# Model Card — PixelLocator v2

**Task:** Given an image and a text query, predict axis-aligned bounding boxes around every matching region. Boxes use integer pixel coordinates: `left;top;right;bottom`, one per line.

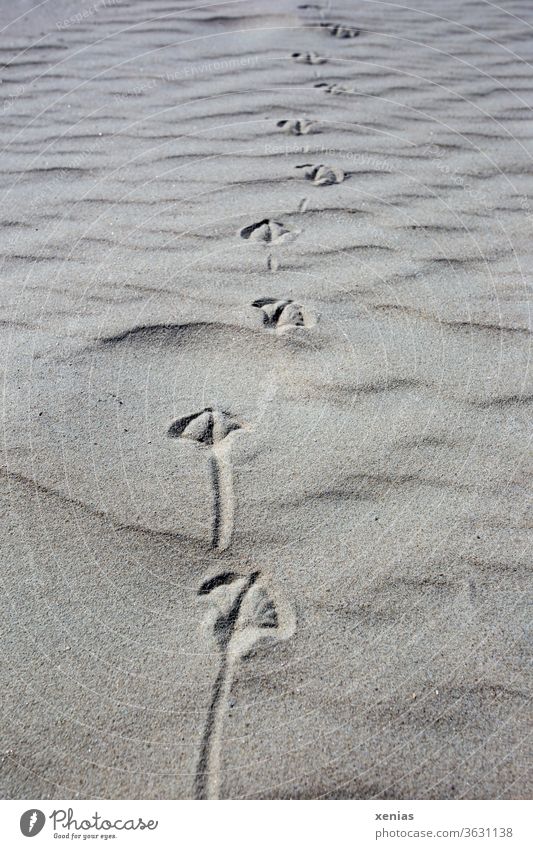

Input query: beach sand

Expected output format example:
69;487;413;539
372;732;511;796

0;0;531;799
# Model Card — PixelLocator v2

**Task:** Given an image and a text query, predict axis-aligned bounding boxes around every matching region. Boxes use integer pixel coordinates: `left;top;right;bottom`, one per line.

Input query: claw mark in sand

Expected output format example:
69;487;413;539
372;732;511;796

167;408;244;551
267;253;279;271
195;571;294;799
239;219;299;244
296;163;345;185
252;297;314;332
277;118;317;135
292;51;327;64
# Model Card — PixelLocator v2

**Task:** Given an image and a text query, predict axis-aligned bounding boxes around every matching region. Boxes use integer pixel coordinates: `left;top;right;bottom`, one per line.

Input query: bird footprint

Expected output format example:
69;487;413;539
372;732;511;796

296;163;345;185
277;118;317;136
314;81;352;95
239;219;298;244
167;408;243;551
167;407;241;445
292;51;327;65
321;22;360;38
195;570;294;799
252;297;311;331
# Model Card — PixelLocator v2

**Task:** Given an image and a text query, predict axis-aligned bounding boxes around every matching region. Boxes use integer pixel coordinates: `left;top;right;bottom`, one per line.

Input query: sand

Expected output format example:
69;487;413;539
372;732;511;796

0;0;531;799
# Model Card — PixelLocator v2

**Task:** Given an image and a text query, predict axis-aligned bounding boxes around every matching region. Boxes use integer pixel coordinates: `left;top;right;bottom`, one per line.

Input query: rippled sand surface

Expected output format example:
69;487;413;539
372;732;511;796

1;0;531;799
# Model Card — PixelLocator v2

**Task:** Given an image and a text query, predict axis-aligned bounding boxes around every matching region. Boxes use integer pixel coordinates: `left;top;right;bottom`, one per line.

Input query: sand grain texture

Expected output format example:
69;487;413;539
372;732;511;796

0;0;531;799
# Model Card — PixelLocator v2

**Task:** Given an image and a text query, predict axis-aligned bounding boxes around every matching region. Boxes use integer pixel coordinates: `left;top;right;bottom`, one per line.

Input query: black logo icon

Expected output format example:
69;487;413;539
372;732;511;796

20;810;45;837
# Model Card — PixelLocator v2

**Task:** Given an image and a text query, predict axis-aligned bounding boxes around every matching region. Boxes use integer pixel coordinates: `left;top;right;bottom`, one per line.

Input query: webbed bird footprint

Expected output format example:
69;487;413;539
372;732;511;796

195;570;295;799
251;297;312;331
321;22;360;38
296;163;345;185
167;408;244;551
314;81;352;95
239;219;299;244
167;407;242;446
198;572;282;647
292;51;326;65
277;118;317;135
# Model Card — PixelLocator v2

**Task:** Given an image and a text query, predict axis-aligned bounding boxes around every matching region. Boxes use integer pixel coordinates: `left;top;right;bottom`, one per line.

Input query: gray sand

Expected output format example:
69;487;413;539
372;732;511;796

0;0;531;799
